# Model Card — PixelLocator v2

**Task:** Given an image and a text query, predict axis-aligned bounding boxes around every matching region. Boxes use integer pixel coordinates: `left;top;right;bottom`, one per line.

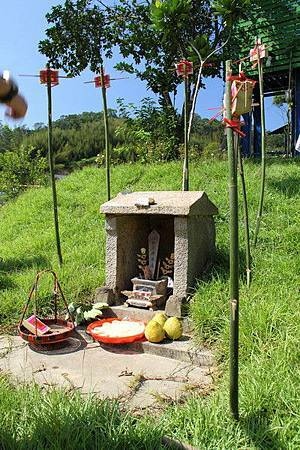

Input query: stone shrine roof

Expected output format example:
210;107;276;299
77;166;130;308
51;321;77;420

100;191;218;217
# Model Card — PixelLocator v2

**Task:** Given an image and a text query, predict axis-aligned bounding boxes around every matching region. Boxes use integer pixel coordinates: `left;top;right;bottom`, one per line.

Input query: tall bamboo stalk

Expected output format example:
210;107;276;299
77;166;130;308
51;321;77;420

47;71;63;266
226;60;239;421
287;50;293;157
253;50;266;247
100;65;111;201
236;135;251;287
182;75;189;191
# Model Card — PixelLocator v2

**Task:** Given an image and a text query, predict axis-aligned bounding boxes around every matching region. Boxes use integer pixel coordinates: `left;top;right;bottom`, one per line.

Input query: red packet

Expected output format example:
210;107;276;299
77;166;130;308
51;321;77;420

22;315;51;336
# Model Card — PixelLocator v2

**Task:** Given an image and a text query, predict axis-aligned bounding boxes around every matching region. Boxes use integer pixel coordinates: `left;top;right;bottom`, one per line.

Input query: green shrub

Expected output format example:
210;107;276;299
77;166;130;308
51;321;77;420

0;145;47;198
115;98;180;163
201;141;225;159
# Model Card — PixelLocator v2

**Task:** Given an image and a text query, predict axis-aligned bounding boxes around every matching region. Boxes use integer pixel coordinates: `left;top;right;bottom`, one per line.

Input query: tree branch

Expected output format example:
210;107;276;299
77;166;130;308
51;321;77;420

187;31;231;142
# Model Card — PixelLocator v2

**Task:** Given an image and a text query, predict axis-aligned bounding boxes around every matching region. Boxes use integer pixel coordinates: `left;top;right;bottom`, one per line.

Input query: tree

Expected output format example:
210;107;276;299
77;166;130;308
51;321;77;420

110;0;219;109
22;112;123;168
149;0;250;189
33;122;46;131
150;0;251;136
40;0;250;142
39;0;111;76
0;123;29;153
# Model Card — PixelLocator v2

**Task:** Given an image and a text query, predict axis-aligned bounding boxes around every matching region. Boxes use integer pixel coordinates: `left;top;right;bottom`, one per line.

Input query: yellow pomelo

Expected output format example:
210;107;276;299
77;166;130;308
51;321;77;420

152;312;168;327
163;317;183;340
145;320;165;343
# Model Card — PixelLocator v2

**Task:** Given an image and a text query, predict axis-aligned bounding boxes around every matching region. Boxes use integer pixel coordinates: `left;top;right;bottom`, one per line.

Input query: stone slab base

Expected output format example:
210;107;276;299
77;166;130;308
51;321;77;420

0;335;213;410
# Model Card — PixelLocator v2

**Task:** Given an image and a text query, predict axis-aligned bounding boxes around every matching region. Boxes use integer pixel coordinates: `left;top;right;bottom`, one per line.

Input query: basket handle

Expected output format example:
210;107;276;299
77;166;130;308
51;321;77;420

19;269;75;332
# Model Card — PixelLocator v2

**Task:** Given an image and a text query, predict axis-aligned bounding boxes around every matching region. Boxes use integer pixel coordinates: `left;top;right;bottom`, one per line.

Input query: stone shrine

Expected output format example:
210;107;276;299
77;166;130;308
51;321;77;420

99;191;218;317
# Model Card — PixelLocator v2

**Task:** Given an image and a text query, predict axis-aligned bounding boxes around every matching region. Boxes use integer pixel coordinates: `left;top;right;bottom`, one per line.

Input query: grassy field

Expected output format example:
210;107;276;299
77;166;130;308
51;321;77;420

0;158;299;448
0;376;163;450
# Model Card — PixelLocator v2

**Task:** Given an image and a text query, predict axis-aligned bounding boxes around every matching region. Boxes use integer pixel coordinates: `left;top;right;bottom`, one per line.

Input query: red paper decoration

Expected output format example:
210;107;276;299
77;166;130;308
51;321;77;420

223;117;246;138
39;69;59;86
250;44;268;63
175;60;193;78
94;74;111;88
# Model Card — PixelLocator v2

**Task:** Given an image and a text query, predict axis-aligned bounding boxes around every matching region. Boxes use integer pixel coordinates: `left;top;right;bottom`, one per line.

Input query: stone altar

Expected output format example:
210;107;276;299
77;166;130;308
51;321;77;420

99;191;218;317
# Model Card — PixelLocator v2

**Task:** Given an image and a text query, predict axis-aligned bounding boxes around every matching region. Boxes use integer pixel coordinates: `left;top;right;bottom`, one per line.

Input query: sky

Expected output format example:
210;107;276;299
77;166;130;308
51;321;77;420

0;0;284;131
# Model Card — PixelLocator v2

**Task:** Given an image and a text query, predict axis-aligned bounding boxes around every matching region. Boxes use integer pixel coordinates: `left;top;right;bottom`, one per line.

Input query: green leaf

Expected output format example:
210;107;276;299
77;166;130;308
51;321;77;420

93;302;108;310
75;312;84;325
84;309;103;320
68;302;76;313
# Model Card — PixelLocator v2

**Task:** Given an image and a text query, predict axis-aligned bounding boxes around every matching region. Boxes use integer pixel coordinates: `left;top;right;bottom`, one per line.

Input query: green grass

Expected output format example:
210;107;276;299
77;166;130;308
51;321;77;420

0;158;300;448
0;374;163;450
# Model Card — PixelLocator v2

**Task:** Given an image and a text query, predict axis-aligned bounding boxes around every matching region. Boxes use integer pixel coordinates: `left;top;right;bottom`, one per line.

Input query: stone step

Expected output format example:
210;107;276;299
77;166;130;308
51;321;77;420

130;338;214;367
76;325;214;368
102;306;194;335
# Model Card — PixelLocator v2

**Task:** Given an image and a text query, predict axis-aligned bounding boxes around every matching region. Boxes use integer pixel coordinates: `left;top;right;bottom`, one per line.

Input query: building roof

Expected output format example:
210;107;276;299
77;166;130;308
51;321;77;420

100;191;218;217
235;0;300;75
268;124;288;134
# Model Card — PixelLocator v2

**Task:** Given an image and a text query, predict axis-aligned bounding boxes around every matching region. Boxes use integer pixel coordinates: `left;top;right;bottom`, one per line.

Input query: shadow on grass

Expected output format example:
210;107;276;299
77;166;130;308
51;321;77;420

0;275;16;290
195;248;230;285
268;175;300;198
241;409;283;450
0;410;165;450
0;255;49;274
0;255;49;291
198;247;248;284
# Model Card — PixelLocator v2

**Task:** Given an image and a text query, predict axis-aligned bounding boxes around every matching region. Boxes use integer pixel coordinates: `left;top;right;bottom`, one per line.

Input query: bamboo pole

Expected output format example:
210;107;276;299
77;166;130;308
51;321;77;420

47;71;63;266
225;60;239;421
182;75;189;191
236;135;251;287
287;50;293;157
253;48;266;247
100;65;111;201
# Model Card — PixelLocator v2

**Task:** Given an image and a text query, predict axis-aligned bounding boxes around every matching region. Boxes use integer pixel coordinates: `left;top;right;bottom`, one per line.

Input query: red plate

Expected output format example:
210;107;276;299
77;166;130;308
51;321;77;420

86;318;145;344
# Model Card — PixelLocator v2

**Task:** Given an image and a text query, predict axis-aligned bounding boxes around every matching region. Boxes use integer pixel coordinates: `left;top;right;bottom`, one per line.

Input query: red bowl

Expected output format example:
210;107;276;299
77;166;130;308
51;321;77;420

86;318;145;344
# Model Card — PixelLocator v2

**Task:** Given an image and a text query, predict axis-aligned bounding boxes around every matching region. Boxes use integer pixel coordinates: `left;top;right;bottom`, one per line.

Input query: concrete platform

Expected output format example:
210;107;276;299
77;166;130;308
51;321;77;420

0;333;214;411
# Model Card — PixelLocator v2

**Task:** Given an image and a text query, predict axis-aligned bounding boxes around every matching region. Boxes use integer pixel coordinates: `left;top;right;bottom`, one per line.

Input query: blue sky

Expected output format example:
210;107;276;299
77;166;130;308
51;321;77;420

1;0;284;131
